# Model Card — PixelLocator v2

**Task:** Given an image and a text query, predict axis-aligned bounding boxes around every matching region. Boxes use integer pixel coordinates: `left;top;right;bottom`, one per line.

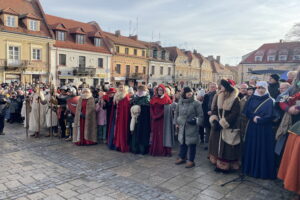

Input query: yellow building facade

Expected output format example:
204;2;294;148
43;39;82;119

0;31;53;83
104;32;148;85
0;0;54;84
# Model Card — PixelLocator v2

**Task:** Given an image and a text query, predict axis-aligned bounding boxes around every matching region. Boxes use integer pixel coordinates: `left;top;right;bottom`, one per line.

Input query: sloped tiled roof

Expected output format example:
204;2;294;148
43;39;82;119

103;31;147;49
241;41;300;64
0;0;52;38
46;14;111;54
165;46;187;61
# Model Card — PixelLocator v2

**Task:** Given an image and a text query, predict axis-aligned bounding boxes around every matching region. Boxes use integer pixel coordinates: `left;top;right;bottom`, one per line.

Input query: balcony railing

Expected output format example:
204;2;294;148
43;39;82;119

126;72;146;79
73;67;96;77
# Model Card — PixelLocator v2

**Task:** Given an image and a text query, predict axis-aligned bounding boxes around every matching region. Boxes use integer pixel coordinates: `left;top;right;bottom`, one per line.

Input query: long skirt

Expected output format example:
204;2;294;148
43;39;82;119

278;133;300;195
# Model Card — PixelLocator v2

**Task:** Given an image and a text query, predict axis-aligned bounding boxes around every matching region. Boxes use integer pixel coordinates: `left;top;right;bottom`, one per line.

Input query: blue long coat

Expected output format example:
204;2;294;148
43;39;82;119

242;94;276;179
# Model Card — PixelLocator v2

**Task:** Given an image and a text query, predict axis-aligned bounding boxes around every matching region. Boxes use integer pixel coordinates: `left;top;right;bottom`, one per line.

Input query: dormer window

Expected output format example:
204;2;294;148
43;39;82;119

76;34;85;44
94;38;102;47
29;20;38;31
6;15;16;27
255;56;263;62
56;31;66;41
267;56;275;62
293;55;300;61
279;55;287;61
161;50;166;60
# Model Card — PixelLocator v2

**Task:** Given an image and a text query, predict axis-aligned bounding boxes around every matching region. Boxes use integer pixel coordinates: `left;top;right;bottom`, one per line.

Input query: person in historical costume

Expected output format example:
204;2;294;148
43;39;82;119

96;91;107;144
278;70;300;199
208;79;240;172
73;88;97;145
105;88;117;150
65;87;80;141
28;87;47;138
202;82;217;150
111;84;131;152
149;84;173;156
175;87;203;168
130;85;151;154
44;88;58;137
239;85;254;140
243;81;276;179
56;86;69;138
164;85;176;154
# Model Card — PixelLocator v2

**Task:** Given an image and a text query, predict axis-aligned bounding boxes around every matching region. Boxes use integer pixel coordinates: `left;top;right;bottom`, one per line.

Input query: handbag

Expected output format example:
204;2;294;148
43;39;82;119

218;108;240;145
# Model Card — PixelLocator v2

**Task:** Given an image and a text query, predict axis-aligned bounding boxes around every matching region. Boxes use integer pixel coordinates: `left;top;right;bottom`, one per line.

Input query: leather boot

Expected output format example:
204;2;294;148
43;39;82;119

185;161;195;168
175;158;186;165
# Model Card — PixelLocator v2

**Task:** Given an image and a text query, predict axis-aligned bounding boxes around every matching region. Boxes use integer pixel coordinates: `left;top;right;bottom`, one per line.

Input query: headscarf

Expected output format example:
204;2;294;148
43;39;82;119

254;81;269;97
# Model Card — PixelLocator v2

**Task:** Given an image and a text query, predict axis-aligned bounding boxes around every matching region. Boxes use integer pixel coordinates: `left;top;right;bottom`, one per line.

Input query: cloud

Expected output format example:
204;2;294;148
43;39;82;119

40;0;300;65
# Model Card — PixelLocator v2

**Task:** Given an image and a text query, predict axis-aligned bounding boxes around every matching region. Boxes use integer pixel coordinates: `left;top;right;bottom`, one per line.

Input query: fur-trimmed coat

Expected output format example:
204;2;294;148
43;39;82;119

73;97;97;143
208;88;241;161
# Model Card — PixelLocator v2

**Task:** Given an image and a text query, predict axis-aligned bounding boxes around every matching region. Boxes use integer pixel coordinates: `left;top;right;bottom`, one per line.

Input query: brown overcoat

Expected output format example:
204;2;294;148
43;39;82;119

73;97;97;143
208;88;241;161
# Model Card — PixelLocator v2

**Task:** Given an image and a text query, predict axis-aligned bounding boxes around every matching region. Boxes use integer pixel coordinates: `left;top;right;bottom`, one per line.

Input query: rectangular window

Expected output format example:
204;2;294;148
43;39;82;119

135;66;139;73
8;46;20;61
76;34;85;44
116;64;121;74
98;58;103;68
94;38;102;47
142;50;145;57
126;65;130;74
6;15;15;27
168;67;171;75
162;51;166;60
59;54;66;66
32;49;41;60
125;48;129;55
255;56;262;62
279;55;287;61
29;20;38;31
267;56;275;61
293;55;300;60
143;66;146;74
116;46;120;53
160;66;163;75
79;56;86;69
151;65;155;75
56;31;66;41
134;49;137;56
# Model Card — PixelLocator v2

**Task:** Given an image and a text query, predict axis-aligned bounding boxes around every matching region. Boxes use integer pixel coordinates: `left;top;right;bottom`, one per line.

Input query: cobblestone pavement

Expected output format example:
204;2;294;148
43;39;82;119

0;123;294;200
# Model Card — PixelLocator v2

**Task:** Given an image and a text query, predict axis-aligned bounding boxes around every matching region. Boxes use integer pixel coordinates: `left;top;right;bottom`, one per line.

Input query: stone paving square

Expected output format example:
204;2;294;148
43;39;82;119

0;123;295;200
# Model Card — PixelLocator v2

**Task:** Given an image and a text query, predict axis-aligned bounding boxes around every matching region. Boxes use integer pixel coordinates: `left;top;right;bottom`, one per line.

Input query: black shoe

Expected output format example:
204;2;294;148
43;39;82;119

0;132;5;135
203;146;208;151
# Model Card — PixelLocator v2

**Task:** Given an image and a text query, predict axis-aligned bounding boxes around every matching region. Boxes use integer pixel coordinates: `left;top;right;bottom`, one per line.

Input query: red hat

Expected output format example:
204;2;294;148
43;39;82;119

227;79;236;86
107;88;116;94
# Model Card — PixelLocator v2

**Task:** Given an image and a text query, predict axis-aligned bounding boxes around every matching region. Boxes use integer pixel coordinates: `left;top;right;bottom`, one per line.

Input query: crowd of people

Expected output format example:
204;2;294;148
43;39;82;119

0;70;300;199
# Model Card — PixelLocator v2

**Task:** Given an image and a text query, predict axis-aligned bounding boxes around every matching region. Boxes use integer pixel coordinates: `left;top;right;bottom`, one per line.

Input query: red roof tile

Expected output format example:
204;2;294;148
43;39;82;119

46;14;111;54
241;41;300;64
0;7;19;15
103;31;147;49
0;0;52;38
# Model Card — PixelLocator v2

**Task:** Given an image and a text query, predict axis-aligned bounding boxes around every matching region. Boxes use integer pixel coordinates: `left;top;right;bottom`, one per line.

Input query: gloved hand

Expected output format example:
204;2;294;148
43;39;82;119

212;120;222;131
80;113;85;119
187;117;197;125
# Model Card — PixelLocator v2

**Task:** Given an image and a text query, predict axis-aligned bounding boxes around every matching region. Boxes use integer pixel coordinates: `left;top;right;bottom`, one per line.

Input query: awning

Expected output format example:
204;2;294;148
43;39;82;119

248;69;286;75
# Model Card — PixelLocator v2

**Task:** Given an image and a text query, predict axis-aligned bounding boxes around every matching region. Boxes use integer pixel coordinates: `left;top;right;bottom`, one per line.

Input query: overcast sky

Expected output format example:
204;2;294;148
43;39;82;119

40;0;300;65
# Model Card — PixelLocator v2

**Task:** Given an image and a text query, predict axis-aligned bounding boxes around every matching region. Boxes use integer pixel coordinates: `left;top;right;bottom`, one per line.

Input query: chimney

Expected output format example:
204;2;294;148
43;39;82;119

129;35;138;40
279;39;283;43
216;56;221;63
193;49;197;54
207;55;214;61
115;30;121;37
